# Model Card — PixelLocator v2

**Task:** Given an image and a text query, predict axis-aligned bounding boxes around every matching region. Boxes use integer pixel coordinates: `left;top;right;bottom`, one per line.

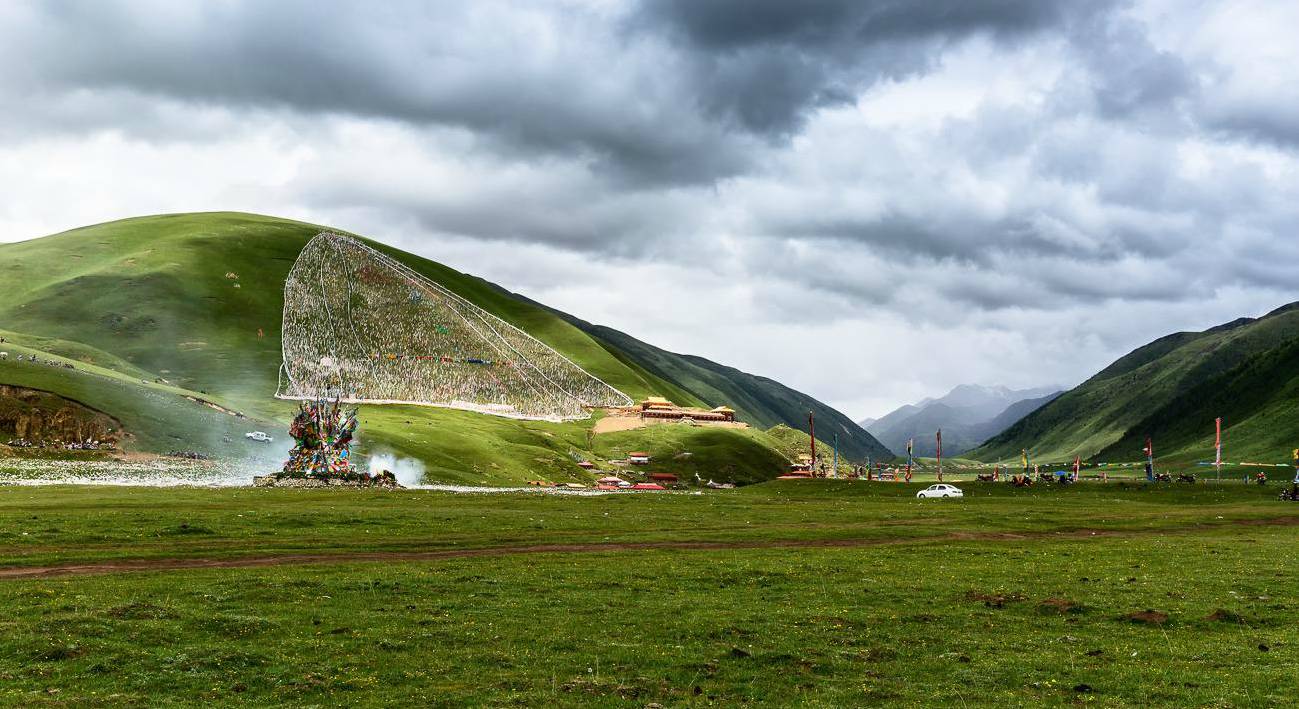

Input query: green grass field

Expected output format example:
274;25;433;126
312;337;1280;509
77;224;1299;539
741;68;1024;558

1;480;1296;706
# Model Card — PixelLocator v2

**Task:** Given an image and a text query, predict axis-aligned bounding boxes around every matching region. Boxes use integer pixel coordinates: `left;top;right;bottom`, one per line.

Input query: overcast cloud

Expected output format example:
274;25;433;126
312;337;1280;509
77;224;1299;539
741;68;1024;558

2;0;1297;419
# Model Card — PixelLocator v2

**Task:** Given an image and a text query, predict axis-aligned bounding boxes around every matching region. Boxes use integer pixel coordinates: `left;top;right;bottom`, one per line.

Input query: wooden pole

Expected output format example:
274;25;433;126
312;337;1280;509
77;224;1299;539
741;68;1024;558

808;411;817;475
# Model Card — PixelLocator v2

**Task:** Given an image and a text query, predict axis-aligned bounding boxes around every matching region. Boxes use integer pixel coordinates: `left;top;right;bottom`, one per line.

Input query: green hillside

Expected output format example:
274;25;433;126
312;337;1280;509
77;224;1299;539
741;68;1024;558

545;316;893;461
0;212;884;484
592;424;793;486
1095;335;1299;463
0;213;680;408
971;304;1299;465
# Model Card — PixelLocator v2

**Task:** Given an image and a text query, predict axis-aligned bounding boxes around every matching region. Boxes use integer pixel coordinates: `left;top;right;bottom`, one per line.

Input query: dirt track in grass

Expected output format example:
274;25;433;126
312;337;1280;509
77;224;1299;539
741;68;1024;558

3;514;1297;580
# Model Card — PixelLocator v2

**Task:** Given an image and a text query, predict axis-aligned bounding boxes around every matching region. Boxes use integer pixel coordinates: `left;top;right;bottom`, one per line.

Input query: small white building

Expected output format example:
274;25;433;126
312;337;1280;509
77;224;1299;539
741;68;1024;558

628;451;651;465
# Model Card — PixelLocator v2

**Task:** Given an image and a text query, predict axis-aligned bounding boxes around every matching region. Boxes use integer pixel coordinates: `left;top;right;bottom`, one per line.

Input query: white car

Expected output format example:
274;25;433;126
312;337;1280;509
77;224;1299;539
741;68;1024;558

245;431;273;443
916;484;963;499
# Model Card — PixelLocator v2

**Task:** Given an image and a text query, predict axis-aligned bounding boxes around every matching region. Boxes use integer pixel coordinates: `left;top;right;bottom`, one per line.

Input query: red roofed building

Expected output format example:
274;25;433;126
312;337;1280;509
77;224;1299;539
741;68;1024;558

637;398;739;423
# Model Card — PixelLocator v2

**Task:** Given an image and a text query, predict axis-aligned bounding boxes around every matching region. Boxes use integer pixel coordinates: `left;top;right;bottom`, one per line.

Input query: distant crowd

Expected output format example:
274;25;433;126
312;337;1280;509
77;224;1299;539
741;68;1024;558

1;352;75;370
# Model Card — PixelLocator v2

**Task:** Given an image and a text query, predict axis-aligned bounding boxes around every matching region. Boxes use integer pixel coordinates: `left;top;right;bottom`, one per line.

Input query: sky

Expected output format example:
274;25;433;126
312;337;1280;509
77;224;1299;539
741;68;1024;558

2;0;1298;421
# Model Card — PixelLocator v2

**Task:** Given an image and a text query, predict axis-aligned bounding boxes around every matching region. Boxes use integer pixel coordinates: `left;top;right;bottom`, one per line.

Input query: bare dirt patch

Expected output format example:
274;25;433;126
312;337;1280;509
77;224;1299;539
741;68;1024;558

592;415;646;435
965;590;1026;608
1125;610;1169;625
1038;597;1084;614
1206;608;1245;624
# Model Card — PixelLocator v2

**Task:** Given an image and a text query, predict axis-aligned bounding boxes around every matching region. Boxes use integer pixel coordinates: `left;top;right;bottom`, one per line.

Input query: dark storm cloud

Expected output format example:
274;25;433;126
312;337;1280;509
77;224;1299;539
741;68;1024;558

1064;10;1197;121
1204;101;1299;150
635;0;1113;136
760;212;1118;266
0;0;1118;186
0;1;754;185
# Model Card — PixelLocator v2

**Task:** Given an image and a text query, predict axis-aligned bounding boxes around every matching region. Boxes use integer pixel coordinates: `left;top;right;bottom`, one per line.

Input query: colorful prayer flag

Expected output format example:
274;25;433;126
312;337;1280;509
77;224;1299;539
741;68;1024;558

1214;417;1222;468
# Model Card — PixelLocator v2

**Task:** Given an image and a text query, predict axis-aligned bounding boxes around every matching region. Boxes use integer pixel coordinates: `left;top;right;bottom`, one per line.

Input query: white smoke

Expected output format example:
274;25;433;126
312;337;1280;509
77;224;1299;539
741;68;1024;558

367;450;426;487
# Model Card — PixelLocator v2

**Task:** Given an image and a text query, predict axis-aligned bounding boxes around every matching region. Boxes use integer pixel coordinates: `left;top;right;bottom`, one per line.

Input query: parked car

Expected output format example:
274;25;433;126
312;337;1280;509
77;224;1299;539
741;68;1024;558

245;431;273;443
916;484;963;499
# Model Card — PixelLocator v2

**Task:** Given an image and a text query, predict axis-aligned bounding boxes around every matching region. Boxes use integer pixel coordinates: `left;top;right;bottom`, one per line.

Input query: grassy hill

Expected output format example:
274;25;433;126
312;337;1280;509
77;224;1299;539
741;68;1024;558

544;316;892;461
970;304;1299;465
0;212;885;484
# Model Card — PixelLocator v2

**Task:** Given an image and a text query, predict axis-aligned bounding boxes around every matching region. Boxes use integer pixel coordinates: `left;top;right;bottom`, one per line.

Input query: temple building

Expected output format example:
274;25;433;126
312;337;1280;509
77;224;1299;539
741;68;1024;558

637;397;737;423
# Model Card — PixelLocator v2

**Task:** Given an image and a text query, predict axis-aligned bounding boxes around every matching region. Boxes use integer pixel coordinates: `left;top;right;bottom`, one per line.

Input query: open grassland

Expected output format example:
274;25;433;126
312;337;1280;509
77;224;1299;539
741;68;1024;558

0;481;1297;705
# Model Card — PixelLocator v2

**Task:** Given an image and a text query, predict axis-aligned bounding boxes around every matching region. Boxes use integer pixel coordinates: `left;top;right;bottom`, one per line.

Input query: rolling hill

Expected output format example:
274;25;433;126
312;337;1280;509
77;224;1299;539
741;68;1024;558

0;212;886;484
546;314;892;461
970;303;1299;465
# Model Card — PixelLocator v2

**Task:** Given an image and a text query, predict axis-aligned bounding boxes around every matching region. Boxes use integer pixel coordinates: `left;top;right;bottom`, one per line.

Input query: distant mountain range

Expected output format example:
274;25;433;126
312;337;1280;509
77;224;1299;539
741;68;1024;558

861;384;1061;457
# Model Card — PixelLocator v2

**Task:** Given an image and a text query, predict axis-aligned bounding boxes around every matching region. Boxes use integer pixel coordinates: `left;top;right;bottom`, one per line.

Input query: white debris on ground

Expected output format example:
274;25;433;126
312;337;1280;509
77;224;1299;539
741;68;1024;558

0;458;249;487
415;484;611;495
0;459;698;494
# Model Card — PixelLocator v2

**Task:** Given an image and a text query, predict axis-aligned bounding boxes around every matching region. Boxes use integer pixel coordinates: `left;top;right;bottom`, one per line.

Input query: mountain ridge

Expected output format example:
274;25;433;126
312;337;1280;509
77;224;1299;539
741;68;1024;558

864;384;1060;457
539;309;892;461
970;304;1299;463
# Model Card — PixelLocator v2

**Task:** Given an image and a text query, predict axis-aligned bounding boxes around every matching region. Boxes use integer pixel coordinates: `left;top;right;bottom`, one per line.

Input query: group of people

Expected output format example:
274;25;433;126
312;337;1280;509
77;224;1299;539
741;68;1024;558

278;233;632;422
2;353;74;370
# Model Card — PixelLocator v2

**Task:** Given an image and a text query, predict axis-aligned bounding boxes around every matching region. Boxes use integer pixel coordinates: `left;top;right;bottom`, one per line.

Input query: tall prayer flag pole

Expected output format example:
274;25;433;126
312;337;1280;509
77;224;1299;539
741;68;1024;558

906;437;914;476
936;428;943;482
1214;417;1223;481
808;411;817;475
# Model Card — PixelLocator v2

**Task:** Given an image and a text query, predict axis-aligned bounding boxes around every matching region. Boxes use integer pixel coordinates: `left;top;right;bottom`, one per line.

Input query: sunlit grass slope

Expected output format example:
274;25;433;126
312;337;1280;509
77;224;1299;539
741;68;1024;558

0;212;680;408
972;304;1299;464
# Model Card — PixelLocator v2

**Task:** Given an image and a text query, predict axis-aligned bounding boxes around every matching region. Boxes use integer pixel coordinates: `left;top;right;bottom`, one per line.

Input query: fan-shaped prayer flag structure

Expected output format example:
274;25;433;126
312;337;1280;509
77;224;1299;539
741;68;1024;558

277;232;632;421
